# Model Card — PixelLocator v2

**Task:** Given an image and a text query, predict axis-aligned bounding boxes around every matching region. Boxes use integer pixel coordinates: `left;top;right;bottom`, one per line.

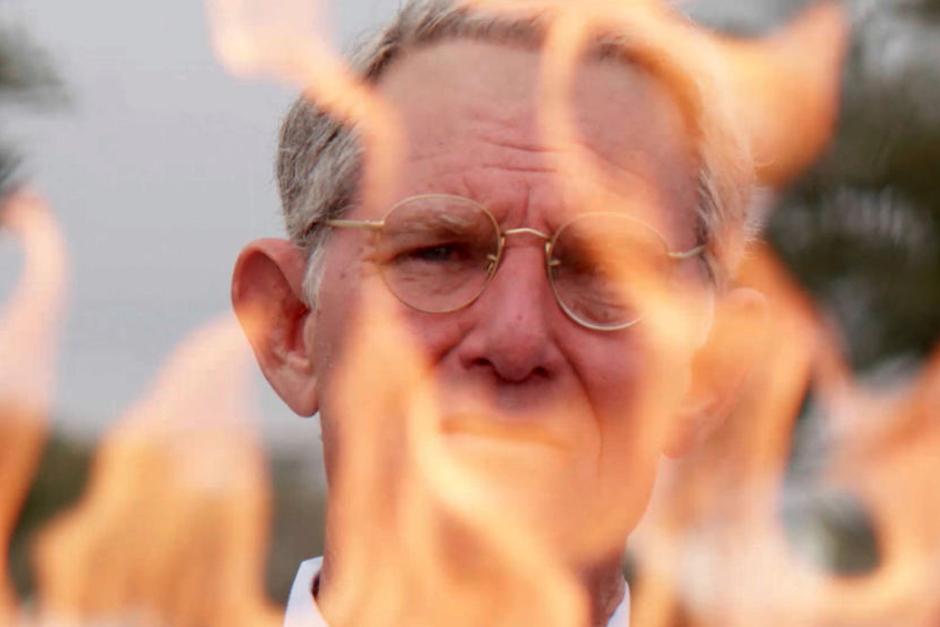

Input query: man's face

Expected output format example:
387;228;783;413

311;41;705;546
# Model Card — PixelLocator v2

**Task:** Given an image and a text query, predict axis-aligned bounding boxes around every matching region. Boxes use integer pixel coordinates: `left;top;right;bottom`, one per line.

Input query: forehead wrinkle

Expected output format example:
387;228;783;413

404;125;560;192
455;169;548;229
571;135;696;211
468;104;696;224
382;40;699;245
402;134;692;247
476;162;556;175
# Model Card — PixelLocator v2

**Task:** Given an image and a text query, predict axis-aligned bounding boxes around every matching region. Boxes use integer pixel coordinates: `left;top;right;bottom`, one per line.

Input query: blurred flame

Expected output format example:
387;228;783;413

7;1;937;627
712;1;850;187
630;247;825;627
629;246;940;627
201;1;861;626
32;316;279;627
0;191;67;623
206;0;403;213
486;0;848;192
814;345;940;625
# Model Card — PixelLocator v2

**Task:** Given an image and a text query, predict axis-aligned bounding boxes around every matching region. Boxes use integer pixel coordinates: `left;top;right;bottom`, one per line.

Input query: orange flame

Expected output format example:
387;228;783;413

32;316;280;627
628;246;940;627
711;1;850;188
472;0;848;191
206;0;404;213
201;1;859;626
12;2;936;627
0;191;68;623
814;346;940;625
630;246;825;627
316;287;595;627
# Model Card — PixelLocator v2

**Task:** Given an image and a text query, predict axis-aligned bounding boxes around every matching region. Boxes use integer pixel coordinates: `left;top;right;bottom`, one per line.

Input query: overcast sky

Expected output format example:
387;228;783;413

3;0;403;448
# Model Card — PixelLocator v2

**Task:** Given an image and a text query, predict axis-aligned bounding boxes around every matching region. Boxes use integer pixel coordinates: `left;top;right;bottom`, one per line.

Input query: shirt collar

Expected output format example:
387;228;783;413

284;557;630;627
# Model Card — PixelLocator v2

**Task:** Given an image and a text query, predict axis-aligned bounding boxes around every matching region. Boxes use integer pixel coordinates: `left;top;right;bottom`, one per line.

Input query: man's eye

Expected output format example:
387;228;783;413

560;252;620;277
402;243;462;263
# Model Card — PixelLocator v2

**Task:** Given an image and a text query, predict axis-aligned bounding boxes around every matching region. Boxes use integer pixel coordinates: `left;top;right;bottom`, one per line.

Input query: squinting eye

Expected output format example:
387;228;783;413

553;248;618;276
395;241;478;265
407;244;459;262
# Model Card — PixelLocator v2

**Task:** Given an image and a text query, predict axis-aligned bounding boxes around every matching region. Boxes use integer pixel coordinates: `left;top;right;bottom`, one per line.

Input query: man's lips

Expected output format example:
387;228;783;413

438;412;570;452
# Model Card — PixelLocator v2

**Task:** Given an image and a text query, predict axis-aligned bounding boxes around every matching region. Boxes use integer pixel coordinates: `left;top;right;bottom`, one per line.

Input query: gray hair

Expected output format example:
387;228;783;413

276;0;756;305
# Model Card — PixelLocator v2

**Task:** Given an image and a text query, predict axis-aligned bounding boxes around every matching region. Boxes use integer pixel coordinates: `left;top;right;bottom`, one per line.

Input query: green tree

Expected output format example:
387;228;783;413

693;0;940;370
0;23;61;194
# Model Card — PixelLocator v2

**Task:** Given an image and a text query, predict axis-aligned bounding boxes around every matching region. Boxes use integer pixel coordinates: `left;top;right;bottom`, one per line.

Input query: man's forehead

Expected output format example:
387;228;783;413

373;39;699;233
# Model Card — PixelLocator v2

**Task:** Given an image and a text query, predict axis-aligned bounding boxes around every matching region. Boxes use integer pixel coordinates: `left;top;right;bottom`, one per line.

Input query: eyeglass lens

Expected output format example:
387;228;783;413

548;214;670;329
376;196;499;313
373;196;670;329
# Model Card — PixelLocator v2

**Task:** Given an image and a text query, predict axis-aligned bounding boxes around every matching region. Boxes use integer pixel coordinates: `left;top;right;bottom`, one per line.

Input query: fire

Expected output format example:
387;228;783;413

818;345;940;625
315;286;600;627
700;1;849;188
629;246;940;627
204;1;855;625
0;191;67;625
629;246;827;627
5;1;938;627
206;0;404;214
31;316;280;627
472;0;848;190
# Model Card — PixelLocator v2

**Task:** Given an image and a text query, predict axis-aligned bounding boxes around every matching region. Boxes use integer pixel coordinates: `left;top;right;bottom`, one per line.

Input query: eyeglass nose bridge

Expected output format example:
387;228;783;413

502;226;551;241
488;226;553;274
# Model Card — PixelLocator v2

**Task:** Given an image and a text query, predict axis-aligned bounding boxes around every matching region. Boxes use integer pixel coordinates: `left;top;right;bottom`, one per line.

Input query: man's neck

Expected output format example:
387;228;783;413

316;549;627;627
582;555;628;627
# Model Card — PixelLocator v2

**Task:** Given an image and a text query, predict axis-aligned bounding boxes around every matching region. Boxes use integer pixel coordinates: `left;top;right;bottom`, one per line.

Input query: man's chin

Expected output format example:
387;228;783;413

437;410;593;477
433;415;600;547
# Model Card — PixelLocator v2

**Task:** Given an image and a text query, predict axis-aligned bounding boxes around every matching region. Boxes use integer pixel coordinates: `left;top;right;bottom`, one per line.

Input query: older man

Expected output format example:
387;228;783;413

232;1;764;625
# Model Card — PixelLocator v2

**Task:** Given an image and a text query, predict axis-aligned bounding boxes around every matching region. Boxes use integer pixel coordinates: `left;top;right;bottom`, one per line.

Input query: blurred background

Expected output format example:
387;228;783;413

2;0;938;610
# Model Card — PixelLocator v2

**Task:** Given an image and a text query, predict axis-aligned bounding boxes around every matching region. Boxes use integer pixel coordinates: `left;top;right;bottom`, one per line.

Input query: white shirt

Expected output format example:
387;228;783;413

284;557;630;627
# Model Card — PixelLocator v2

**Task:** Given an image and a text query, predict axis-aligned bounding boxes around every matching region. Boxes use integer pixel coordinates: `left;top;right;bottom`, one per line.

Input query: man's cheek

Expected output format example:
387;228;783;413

313;260;384;365
583;348;681;458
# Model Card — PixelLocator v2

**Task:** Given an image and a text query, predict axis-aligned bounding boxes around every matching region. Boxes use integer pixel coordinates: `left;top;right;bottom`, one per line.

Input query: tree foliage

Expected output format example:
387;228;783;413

693;0;940;370
0;23;61;195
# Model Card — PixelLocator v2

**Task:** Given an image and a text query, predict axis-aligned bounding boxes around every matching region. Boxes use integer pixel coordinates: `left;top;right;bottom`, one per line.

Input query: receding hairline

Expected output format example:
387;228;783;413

355;12;706;143
373;35;702;129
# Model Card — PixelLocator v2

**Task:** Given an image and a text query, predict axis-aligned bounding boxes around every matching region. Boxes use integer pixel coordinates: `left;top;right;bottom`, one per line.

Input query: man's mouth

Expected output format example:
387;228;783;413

438;412;570;452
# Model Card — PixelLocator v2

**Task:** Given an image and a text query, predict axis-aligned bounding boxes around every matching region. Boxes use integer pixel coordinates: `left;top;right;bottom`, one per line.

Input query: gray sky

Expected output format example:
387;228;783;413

3;0;401;448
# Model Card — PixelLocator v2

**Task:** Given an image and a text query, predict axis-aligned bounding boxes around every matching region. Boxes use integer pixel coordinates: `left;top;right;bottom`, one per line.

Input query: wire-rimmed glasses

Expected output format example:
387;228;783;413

317;194;705;331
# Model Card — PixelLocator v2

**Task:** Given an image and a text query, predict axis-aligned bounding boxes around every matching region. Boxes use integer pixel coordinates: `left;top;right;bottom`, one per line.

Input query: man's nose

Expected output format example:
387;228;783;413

457;244;561;383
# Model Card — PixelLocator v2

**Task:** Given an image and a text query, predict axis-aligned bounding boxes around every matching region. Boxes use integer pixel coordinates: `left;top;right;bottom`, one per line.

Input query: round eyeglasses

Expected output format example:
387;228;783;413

315;194;705;331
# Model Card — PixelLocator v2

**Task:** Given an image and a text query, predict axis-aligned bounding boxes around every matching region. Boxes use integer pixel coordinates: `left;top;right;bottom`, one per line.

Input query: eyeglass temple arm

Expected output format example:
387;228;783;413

324;218;384;231
667;244;706;261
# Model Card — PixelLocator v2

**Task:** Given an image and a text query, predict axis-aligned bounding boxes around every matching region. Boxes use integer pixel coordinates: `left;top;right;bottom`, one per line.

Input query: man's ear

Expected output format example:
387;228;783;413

666;287;768;458
231;238;319;416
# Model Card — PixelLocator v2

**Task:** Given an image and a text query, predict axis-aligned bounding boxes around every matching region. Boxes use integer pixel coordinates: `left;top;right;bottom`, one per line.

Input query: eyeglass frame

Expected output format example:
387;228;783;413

309;193;706;332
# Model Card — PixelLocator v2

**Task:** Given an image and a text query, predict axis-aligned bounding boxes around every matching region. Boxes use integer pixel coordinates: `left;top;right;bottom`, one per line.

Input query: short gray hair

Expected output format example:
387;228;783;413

276;0;756;304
